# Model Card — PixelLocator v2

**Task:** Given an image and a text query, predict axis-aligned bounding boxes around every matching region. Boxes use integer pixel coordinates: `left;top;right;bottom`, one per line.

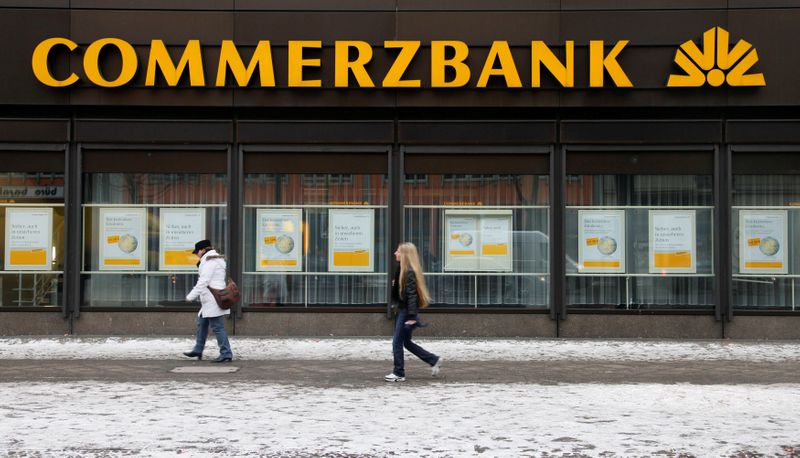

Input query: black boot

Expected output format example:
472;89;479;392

182;351;202;360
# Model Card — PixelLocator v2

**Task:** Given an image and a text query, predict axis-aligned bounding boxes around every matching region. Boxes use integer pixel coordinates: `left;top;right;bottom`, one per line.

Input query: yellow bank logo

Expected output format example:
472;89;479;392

667;27;765;87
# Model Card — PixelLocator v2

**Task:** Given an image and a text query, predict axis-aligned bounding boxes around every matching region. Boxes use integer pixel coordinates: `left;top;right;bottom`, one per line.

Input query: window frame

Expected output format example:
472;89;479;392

729;144;800;316
75;143;231;314
0;143;68;314
402;145;553;313
561;144;722;318
240;144;393;312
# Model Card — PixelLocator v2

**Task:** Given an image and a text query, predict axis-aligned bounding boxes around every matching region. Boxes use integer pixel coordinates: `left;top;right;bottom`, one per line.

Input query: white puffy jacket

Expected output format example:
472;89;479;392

186;249;229;318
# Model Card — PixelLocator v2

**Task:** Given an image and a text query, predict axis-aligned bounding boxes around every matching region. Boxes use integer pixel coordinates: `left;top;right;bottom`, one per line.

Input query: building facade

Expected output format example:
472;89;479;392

1;0;799;338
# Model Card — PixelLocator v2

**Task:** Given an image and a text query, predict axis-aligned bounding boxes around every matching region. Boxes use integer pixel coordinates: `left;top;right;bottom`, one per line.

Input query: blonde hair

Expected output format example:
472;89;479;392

398;242;431;308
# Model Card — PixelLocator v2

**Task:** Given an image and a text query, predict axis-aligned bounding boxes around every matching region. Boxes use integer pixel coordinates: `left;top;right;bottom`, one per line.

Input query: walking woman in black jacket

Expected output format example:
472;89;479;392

385;242;442;382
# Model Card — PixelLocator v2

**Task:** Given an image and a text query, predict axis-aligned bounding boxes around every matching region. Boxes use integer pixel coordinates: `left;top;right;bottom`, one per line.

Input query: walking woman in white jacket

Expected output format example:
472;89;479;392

183;239;233;363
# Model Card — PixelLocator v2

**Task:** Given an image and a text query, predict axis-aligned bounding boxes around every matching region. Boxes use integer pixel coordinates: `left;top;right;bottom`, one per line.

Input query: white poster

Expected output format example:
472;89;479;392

578;210;625;273
649;210;696;274
444;210;513;271
99;207;147;271
328;209;374;272
257;209;303;272
4;207;53;271
159;208;205;271
445;213;479;271
740;210;788;274
479;213;513;271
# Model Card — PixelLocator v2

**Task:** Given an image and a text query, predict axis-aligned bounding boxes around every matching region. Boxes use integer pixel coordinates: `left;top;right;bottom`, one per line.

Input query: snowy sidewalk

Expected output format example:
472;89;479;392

2;336;799;362
1;380;798;458
2;337;799;457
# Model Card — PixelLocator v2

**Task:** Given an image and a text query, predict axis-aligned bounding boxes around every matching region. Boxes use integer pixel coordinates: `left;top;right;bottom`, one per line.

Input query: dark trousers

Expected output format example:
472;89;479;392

392;309;438;377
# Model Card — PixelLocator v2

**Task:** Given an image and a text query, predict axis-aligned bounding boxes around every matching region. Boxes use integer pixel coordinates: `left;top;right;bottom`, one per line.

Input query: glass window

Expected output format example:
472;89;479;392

0;172;64;307
566;174;714;309
404;173;550;308
243;173;388;307
732;174;800;310
81;172;228;306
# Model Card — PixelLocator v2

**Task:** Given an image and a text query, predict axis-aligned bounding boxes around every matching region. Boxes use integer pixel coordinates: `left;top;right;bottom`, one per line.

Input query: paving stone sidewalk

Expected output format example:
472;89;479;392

2;359;799;386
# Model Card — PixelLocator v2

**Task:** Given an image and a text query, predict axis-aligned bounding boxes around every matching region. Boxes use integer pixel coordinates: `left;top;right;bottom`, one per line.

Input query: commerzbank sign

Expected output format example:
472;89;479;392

31;27;765;89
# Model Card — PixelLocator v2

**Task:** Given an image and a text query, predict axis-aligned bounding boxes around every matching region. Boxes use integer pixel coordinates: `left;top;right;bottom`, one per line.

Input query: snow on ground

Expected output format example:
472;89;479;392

1;336;799;362
0;381;797;457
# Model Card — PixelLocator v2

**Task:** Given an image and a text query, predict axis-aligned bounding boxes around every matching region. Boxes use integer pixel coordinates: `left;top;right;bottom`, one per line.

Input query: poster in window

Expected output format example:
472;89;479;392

478;212;513;271
257;209;303;272
649;210;696;274
99;207;147;271
739;210;788;274
4;207;53;271
159;208;205;271
445;212;479;271
328;209;374;272
444;210;513;271
578;210;625;273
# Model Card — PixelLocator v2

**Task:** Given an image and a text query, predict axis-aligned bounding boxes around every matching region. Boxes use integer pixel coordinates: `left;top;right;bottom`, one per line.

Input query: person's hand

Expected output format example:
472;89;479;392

404;320;417;325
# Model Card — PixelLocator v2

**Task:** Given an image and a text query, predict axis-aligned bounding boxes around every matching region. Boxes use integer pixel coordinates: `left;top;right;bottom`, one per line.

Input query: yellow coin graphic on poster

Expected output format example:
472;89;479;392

276;235;295;254
118;234;138;253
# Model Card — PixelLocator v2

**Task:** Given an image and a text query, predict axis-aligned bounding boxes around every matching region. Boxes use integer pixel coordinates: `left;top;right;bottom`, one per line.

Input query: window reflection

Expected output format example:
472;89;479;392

81;172;227;307
566;175;714;310
243;173;388;307
732;174;800;310
0;172;64;307
404;174;550;308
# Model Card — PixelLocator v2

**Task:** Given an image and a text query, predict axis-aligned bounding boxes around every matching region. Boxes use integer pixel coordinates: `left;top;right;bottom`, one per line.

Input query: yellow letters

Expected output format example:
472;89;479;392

334;41;375;87
589;40;632;87
288;41;322;87
31;38;79;87
216;40;275;87
476;41;522;88
83;38;138;88
146;39;205;87
382;41;421;88
37;34;772;91
431;41;470;88
531;41;573;87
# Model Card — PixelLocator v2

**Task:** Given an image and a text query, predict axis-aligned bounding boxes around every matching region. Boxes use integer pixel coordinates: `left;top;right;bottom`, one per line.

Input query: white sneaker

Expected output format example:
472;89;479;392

431;357;442;377
384;373;406;382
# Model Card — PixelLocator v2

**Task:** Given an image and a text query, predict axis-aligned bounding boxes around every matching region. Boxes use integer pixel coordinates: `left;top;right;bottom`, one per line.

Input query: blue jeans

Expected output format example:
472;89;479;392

193;315;233;359
392;309;438;377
